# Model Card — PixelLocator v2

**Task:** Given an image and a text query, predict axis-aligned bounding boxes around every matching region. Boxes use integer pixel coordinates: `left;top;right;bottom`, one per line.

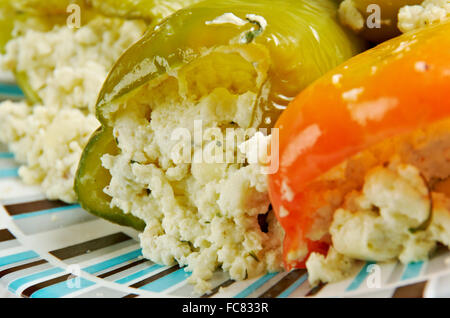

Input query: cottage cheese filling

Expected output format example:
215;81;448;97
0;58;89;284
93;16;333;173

306;119;450;287
0;16;147;202
101;45;284;294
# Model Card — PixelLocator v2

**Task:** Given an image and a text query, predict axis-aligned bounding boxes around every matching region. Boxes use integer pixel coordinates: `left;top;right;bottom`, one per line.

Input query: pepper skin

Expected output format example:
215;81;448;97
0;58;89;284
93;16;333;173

268;21;450;270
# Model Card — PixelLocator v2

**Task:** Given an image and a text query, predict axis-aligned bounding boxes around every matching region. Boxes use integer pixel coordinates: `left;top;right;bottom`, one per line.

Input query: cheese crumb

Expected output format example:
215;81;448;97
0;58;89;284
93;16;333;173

338;0;365;33
0;17;146;202
398;0;450;33
306;247;359;287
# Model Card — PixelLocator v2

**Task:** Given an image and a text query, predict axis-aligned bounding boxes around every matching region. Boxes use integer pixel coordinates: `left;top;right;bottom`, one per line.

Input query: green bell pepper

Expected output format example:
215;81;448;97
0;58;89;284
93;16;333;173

10;0;202;21
75;0;366;231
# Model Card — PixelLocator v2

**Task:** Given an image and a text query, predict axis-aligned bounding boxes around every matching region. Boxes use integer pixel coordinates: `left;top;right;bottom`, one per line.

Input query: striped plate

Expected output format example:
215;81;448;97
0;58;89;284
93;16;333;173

1;80;450;298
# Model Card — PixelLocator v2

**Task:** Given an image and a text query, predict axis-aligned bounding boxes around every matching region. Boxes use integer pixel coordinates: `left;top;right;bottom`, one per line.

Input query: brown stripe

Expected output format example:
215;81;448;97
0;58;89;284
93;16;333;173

18;233;133;298
201;279;235;298
19;233;134;298
123;293;139;298
4;200;69;216
21;274;71;298
0;259;47;279
50;232;131;260
97;259;148;279
0;229;15;242
258;269;307;298
129;266;180;289
306;282;326;297
392;281;427;298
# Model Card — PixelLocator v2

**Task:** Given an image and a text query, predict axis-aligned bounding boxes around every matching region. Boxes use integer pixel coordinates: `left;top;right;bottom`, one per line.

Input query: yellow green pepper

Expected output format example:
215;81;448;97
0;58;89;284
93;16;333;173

0;0;20;54
9;0;203;22
75;0;366;230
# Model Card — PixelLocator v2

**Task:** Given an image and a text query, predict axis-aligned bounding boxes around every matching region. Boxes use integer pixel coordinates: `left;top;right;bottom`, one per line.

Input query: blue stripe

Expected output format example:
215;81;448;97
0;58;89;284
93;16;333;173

401;261;424;281
9;249;143;297
9;267;64;293
12;204;81;220
0;250;39;267
277;274;308;298
83;249;142;274
0;152;14;159
346;262;375;292
115;264;164;285
0;168;19;178
29;277;95;298
28;250;143;297
139;268;191;293
234;273;278;298
0;83;24;97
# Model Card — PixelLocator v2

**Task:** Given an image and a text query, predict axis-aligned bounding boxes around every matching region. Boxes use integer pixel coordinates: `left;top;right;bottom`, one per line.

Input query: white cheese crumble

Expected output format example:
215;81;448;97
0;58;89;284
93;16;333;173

0;17;147;202
398;0;450;33
306;247;359;288
238;131;272;166
101;45;283;294
307;162;450;286
338;0;365;33
0;101;99;202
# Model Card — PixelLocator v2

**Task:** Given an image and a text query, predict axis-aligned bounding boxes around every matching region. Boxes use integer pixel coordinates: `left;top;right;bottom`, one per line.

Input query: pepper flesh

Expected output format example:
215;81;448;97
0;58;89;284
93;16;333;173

268;21;450;270
75;127;146;231
76;0;366;230
0;1;15;53
8;0;201;20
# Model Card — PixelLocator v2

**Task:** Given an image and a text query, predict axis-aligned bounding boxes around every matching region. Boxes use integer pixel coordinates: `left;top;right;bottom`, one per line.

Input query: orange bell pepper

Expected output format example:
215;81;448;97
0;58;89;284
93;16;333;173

268;21;450;270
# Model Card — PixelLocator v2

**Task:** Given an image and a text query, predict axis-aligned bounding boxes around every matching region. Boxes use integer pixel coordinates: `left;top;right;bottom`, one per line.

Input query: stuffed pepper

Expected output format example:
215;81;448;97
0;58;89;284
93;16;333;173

0;0;200;202
268;21;450;286
75;0;365;293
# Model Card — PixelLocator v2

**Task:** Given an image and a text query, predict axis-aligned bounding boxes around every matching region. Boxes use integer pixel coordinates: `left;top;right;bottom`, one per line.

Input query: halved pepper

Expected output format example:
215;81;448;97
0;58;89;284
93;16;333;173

0;1;16;53
75;0;366;230
268;21;450;270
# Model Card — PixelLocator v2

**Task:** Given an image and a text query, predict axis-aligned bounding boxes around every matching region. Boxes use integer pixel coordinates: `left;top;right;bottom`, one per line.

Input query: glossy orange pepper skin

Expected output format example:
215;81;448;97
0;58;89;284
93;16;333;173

268;21;450;270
